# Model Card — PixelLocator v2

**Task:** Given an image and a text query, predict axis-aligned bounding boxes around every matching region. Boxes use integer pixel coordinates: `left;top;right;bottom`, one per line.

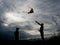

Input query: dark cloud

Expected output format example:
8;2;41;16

0;0;60;40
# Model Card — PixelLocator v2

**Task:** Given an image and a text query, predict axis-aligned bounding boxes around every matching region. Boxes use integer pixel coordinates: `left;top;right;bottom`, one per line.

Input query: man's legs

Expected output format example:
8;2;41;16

40;31;44;40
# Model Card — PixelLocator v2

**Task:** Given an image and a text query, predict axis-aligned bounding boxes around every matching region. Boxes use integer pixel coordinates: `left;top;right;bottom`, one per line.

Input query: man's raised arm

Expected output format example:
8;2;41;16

35;21;41;25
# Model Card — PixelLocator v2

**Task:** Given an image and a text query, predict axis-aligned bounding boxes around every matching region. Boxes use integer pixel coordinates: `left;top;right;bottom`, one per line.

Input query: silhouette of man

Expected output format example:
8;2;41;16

35;21;44;40
14;28;19;40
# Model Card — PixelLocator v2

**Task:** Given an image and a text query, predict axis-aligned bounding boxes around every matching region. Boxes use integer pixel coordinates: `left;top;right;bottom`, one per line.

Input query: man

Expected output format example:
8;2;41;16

35;21;44;40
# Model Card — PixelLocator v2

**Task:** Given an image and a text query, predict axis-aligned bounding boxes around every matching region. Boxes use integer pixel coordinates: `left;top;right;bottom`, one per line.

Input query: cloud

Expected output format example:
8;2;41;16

0;0;60;39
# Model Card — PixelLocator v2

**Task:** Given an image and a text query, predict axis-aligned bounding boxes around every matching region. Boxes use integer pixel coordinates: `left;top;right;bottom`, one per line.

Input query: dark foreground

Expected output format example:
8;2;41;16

0;35;60;40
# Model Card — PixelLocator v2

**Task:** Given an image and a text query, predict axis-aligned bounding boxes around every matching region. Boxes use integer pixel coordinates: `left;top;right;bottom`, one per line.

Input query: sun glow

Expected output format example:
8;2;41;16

3;12;30;27
24;30;53;36
24;30;40;35
5;12;26;22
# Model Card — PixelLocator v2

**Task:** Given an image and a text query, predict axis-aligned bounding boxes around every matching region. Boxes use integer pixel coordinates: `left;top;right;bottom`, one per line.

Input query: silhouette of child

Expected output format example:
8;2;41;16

14;28;19;40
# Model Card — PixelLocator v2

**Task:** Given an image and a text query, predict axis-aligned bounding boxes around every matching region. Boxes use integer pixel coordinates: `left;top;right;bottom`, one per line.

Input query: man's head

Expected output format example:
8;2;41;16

41;23;44;26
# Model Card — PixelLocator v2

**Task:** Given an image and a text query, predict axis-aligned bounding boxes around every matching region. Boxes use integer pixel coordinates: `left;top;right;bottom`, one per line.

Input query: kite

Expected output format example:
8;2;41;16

27;8;34;14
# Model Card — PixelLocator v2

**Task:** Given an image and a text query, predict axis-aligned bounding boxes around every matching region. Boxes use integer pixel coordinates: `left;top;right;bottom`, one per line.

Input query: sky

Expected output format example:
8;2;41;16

0;0;60;40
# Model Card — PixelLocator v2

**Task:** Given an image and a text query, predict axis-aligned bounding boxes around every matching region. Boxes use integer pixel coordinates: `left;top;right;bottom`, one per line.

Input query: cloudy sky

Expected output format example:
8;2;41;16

0;0;60;40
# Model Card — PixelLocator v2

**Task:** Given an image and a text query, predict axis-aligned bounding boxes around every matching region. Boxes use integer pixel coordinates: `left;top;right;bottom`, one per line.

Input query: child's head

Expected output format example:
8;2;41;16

16;28;19;31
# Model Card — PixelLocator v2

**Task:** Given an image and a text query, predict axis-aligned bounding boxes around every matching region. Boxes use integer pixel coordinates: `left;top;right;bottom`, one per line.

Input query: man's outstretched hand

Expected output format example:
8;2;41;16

35;21;41;25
